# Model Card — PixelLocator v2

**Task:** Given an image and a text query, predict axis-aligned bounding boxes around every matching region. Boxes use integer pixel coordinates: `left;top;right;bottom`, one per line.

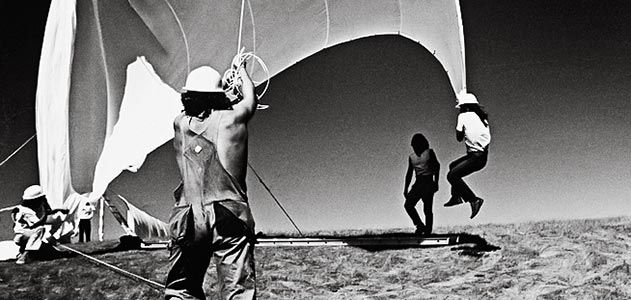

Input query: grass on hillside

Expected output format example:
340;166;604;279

1;217;630;299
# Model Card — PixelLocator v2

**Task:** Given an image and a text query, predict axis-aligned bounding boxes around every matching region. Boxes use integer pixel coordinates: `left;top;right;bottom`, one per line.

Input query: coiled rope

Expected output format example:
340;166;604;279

222;0;270;109
222;48;271;109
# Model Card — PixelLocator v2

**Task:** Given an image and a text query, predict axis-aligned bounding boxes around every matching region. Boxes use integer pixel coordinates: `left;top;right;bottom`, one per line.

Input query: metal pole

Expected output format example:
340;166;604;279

98;197;104;241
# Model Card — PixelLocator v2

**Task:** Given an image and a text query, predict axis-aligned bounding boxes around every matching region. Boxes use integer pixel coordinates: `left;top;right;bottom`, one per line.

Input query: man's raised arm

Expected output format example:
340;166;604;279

232;66;257;121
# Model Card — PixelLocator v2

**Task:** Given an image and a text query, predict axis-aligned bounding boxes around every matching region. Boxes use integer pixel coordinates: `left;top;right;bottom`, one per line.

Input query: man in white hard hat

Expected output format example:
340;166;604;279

165;64;258;300
11;185;69;264
443;92;491;219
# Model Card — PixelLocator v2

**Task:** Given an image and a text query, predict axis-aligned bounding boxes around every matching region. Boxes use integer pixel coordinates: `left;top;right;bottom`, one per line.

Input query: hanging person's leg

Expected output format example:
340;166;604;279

446;152;487;218
444;155;469;207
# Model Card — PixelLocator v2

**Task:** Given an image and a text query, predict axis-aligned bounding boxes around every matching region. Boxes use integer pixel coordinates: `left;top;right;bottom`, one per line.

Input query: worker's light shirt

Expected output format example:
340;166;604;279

12;206;40;234
456;112;491;152
77;201;95;220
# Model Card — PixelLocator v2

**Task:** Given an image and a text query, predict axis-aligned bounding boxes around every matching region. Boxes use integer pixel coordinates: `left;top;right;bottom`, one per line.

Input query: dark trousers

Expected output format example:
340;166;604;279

447;152;488;202
78;219;92;242
404;175;435;233
165;202;255;300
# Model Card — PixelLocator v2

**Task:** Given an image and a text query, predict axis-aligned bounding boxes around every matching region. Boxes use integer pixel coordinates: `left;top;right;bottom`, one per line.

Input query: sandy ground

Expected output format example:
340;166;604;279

1;217;630;299
255;217;631;299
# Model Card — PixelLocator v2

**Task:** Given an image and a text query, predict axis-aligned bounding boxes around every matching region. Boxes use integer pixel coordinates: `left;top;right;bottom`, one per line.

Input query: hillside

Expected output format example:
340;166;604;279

1;217;630;299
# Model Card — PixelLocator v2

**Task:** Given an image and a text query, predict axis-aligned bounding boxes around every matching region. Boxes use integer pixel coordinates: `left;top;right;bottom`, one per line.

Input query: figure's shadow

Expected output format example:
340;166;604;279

448;233;502;257
257;232;501;255
347;233;500;255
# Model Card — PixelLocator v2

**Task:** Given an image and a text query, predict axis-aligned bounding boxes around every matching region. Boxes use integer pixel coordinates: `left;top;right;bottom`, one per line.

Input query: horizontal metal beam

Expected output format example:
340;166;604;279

256;236;459;247
140;235;463;248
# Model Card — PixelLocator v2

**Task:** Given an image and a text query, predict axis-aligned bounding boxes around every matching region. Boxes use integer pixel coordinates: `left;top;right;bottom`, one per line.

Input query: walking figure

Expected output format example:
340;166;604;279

403;133;440;235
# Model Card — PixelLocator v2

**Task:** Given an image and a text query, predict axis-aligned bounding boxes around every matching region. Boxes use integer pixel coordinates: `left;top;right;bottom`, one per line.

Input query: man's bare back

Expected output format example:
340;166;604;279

173;67;256;189
166;65;258;299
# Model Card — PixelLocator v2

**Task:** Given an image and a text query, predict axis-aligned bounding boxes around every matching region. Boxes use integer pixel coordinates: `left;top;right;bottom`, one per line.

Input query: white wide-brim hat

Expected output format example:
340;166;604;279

22;185;44;200
182;66;224;92
455;92;479;108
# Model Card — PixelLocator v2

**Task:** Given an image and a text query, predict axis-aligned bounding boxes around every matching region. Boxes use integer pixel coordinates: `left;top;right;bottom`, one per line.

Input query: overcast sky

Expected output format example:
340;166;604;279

1;0;631;239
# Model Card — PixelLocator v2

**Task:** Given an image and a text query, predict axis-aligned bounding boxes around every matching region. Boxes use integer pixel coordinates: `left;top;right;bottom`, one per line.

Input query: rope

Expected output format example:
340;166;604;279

223;1;271;108
163;0;190;75
0;206;17;213
237;0;246;53
247;163;304;237
57;244;165;291
222;49;270;105
0;134;35;168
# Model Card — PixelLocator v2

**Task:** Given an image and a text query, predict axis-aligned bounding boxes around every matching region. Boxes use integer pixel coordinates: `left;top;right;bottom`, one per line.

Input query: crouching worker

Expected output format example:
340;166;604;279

11;185;69;264
403;133;440;236
165;64;258;300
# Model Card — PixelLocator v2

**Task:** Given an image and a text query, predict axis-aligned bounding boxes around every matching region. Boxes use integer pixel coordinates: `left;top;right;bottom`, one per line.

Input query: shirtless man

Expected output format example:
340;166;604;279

165;65;257;300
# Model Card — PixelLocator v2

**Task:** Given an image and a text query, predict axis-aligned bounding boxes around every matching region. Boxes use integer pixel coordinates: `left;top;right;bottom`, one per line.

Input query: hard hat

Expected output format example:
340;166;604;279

455;92;479;108
22;185;44;200
182;66;223;92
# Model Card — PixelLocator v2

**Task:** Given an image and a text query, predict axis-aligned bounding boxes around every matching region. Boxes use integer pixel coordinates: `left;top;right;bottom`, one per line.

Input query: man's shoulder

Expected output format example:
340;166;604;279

216;109;250;126
174;113;187;126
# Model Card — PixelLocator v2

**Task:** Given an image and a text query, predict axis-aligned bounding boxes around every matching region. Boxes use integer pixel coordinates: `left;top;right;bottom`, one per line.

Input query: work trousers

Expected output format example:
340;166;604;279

14;226;46;252
447;151;488;202
78;219;91;242
165;201;256;300
404;175;435;232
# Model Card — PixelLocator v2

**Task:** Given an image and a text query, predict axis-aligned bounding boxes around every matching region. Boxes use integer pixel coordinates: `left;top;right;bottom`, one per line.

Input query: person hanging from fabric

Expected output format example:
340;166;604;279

77;197;95;243
11;185;69;264
443;92;491;219
403;133;440;236
164;63;258;300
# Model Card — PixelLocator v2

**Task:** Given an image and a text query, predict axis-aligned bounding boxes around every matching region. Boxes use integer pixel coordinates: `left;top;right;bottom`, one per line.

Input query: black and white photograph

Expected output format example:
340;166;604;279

1;0;630;299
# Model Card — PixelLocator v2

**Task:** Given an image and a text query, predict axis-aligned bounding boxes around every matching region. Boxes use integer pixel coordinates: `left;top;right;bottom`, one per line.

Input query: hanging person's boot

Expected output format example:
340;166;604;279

470;197;484;219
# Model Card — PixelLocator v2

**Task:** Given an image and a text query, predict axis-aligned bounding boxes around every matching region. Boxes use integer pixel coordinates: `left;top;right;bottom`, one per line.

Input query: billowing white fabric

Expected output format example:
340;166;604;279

0;241;19;261
104;193;169;241
47;193;85;242
90;57;181;201
36;0;469;239
35;0;77;207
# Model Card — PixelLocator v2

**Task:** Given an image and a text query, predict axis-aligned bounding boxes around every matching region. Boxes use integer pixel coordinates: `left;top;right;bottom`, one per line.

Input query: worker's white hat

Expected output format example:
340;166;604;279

182;66;223;92
455;92;479;108
22;185;44;201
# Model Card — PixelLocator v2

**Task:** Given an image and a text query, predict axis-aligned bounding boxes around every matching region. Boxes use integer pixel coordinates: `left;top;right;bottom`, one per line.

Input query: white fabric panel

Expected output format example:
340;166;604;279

90;57;181;201
35;0;77;208
248;0;328;79
125;199;169;241
326;0;400;47
105;193;169;241
48;192;85;241
0;241;19;261
399;0;465;94
36;1;469;240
